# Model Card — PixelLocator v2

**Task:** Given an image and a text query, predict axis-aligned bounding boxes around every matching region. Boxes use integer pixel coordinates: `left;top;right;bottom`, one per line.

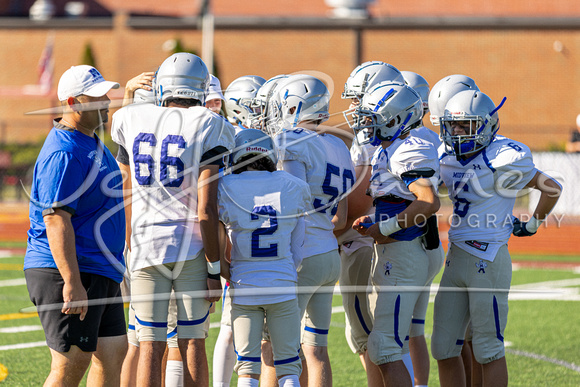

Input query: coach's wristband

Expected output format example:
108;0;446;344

207;272;220;281
525;216;543;234
207;260;220;275
378;217;402;237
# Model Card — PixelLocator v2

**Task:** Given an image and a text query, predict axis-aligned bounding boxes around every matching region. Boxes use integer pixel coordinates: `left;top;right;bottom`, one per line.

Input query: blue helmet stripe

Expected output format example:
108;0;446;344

373;88;395;112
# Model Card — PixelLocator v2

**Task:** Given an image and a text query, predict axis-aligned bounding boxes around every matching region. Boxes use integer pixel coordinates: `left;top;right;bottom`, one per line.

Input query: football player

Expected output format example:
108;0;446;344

218;128;310;387
351;82;441;387
111;52;235;386
431;90;562;387
401;70;446;387
224;75;266;132
248;74;288;131
428;73;482;386
212;74;265;387
342;61;405;109
428;74;479;128
119;84;186;387
338;60;408;385
266;74;355;387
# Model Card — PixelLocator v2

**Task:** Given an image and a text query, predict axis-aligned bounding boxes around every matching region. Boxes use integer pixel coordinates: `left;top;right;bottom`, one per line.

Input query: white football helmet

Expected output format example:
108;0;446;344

231;128;278;171
248;74;288;131
401;71;429;115
342;61;405;100
428;74;478;126
440;90;506;157
353;82;423;145
133;88;155;104
155;52;209;106
224;75;266;127
267;74;330;136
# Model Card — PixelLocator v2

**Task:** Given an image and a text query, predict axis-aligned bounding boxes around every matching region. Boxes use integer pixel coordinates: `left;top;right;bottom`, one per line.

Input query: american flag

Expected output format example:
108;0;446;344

37;33;55;95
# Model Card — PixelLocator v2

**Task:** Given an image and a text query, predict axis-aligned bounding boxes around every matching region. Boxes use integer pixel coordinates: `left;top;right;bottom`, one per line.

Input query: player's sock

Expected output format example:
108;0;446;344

402;352;415;385
213;324;236;386
278;374;300;386
165;360;183;387
416;385;428;387
237;376;259;387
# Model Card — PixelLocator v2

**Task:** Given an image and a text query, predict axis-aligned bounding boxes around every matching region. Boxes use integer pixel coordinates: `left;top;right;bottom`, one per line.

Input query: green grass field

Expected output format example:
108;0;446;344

1;252;579;386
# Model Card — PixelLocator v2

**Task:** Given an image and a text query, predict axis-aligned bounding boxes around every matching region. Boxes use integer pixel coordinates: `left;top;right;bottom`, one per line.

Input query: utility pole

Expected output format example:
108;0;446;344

200;0;215;74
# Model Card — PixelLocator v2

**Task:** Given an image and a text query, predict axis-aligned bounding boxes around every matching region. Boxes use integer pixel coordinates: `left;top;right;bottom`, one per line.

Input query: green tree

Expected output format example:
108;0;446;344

81;42;96;68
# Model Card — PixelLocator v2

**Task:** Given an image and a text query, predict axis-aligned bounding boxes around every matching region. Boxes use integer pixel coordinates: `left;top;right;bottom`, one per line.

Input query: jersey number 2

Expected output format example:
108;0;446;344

251;205;278;258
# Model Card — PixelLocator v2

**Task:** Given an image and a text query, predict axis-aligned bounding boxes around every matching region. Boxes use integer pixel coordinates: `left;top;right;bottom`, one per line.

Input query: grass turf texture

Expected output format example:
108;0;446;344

0;254;579;385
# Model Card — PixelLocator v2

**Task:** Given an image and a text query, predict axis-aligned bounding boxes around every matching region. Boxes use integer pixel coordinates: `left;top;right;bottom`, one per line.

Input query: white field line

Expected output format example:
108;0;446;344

0;278;26;287
0;325;42;333
0;341;46;351
505;348;580;373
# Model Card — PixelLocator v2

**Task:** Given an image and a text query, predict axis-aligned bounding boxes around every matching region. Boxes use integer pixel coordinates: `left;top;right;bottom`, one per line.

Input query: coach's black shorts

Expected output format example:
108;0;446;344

25;268;126;353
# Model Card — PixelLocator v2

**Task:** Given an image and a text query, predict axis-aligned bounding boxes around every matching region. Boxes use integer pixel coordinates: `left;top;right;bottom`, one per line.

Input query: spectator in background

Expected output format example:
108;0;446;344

205;74;226;116
24;65;127;386
565;114;580;153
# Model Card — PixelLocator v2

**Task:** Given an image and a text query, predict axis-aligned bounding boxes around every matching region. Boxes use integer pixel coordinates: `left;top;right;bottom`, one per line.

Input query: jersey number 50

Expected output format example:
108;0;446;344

313;163;354;216
133;133;186;187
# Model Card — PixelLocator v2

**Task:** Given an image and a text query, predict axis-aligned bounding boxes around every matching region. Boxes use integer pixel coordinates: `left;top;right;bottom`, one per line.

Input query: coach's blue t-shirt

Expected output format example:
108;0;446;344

24;122;126;283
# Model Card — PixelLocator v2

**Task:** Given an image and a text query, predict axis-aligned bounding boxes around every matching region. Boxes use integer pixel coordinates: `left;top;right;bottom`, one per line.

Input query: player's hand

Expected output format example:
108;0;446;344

352;216;373;235
206;277;222;303
62;280;88;321
364;223;396;245
512;217;537;237
125;71;155;93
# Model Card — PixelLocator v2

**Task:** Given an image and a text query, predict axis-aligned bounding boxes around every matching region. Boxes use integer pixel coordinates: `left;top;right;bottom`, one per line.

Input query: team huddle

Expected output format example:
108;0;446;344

24;52;562;387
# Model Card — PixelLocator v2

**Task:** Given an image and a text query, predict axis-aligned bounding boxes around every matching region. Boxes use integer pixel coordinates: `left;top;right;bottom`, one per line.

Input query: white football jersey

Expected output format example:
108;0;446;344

111;104;235;271
218;170;311;305
337;133;377;252
368;130;440;201
350;131;377;168
275;128;355;257
439;135;537;261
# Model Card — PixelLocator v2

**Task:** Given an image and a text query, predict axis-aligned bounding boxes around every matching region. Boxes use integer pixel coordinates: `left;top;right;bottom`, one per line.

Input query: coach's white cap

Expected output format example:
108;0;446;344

206;74;225;101
57;65;120;101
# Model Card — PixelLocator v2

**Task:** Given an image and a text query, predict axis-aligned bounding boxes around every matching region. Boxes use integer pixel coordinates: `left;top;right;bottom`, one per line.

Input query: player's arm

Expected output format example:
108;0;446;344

331;197;348;231
291;216;306;270
218;221;230;281
335;164;373;237
198;164;222;302
122;72;155;107
514;170;562;236
44;209;88;320
363;177;440;244
118;160;132;251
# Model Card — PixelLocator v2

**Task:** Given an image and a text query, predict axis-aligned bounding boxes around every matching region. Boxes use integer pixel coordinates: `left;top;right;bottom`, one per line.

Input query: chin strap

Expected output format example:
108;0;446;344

292;101;303;128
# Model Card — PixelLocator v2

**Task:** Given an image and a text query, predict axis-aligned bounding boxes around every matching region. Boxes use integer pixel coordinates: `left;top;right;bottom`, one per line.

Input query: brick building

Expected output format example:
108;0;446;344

0;0;579;149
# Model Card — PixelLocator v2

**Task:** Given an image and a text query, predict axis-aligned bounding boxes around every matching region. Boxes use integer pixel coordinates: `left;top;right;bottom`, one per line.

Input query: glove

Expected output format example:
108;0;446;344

512;217;537;237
